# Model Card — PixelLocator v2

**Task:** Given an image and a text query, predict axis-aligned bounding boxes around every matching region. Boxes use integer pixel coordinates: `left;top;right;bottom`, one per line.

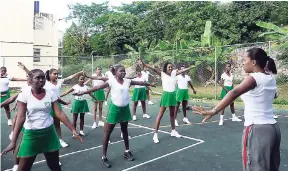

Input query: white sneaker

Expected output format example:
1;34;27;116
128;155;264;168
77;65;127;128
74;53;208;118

138;102;141;107
148;101;154;105
104;101;107;105
8;119;12;126
12;165;18;171
183;117;191;124
9;132;13;140
92;122;98;129
219;119;224;126
232;116;242;122
153;134;159;144
133;115;137;121
79;131;85;136
59;139;68;148
98;121;105;127
274;115;278;119
171;130;181;138
59;162;62;166
121;133;131;139
175;120;179;127
143;114;150;118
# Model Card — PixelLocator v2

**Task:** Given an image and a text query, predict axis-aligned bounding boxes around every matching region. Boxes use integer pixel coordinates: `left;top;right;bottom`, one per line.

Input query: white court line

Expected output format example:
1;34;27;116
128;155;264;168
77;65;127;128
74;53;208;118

3;131;154;171
122;141;204;171
63;106;205;143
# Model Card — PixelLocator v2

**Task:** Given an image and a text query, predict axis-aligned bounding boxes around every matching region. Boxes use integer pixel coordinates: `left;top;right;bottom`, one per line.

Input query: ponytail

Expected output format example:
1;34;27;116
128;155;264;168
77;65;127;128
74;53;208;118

45;70;50;81
267;57;277;75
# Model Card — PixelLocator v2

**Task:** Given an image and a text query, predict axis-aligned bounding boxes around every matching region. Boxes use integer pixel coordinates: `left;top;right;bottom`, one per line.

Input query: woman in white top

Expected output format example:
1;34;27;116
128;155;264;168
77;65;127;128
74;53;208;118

18;62;81;148
175;65;197;126
1;69;82;171
1;66;27;126
85;67;106;128
193;48;281;171
75;64;153;168
61;75;97;136
218;62;242;125
139;60;193;144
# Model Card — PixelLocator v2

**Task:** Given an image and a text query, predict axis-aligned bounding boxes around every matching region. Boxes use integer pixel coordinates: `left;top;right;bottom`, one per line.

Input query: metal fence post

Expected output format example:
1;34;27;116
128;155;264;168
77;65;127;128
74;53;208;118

214;47;217;100
91;55;94;75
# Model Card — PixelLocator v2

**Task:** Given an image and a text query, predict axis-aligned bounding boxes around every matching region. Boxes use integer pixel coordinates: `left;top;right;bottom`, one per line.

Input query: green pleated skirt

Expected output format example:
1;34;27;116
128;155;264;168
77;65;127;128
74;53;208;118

92;89;105;102
220;86;233;99
106;103;132;124
176;89;189;102
160;91;177;107
71;99;89;113
132;88;147;101
17;125;61;157
1;90;10;103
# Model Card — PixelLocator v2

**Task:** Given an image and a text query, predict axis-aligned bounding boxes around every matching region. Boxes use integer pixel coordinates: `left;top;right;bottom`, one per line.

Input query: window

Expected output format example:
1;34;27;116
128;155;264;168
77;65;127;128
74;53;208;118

33;48;41;62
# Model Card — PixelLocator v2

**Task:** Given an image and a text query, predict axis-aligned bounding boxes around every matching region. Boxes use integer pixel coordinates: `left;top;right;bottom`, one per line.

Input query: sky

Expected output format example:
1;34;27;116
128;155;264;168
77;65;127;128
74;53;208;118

39;0;134;33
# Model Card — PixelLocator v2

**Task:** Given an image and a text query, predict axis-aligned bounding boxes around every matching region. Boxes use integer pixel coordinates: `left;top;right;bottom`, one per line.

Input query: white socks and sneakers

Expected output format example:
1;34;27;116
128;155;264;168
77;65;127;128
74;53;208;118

175;117;191;126
219;114;242;126
8;119;12;126
59;139;68;148
153;130;181;144
133;114;151;121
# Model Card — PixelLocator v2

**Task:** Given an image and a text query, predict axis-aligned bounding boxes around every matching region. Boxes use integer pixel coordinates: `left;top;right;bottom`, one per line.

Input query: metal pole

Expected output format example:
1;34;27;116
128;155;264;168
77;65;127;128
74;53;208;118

214;47;217;100
268;41;271;56
61;48;63;78
91;55;94;75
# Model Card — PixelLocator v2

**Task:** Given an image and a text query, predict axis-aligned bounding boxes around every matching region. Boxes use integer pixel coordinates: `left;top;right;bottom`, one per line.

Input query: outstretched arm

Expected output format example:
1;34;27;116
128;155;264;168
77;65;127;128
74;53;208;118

138;59;161;76
131;81;155;87
63;71;83;83
1;93;19;108
84;73;109;82
176;66;194;76
75;82;109;95
57;98;71;105
60;88;74;97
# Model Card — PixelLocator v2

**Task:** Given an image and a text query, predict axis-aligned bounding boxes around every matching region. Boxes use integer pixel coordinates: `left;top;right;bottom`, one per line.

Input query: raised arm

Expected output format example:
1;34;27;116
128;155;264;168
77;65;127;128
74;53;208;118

176;66;194;76
63;71;83;83
84;79;92;85
84;73;109;82
18;62;30;75
11;77;27;81
138;59;161;76
60;88;74;97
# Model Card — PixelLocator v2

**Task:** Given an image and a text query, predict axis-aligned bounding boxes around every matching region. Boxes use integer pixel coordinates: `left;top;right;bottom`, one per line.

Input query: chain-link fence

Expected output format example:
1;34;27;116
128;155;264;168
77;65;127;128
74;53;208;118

1;41;287;106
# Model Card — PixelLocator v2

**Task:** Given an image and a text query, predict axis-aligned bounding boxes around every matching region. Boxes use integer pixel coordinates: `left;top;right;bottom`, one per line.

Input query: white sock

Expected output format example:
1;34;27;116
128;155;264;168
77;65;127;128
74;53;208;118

232;113;236;118
220;115;224;120
125;150;130;152
154;133;158;136
11;131;13;134
102;156;107;159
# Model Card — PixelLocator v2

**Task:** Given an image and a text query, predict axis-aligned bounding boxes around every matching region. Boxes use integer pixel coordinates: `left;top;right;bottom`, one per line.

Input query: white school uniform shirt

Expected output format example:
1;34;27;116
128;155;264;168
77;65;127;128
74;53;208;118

17;89;58;130
92;74;105;86
141;71;150;82
44;79;64;98
177;75;191;89
240;73;277;126
161;70;177;92
221;72;233;87
108;78;131;107
0;75;12;92
72;84;89;100
132;76;145;88
105;71;114;80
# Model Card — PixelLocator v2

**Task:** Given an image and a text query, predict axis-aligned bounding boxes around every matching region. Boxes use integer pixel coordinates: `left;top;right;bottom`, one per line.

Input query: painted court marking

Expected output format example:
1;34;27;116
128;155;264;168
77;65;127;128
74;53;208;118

3;131;154;171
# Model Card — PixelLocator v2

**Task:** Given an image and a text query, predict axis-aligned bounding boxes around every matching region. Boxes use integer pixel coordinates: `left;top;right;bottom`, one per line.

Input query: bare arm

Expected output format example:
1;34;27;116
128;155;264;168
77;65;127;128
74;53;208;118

75;82;109;95
176;66;194;76
139;59;161;76
218;79;229;92
11;77;27;81
57;98;70;105
105;87;111;101
212;76;256;115
18;62;30;75
188;81;196;94
84;79;91;85
131;81;155;87
1;93;19;108
84;74;109;82
60;88;74;97
63;71;83;83
88;93;97;101
11;102;26;144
